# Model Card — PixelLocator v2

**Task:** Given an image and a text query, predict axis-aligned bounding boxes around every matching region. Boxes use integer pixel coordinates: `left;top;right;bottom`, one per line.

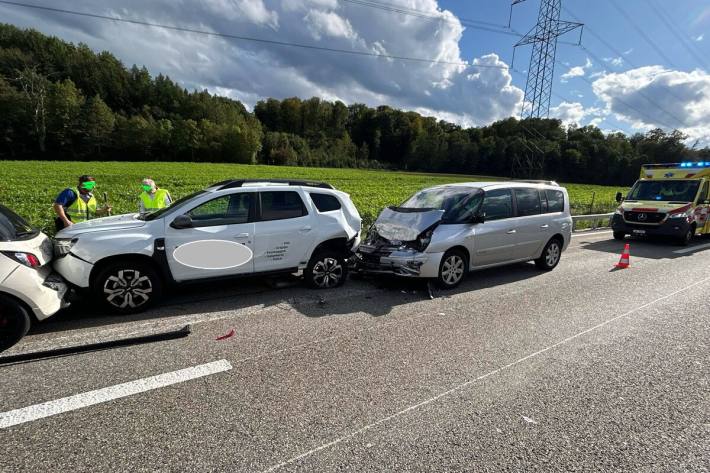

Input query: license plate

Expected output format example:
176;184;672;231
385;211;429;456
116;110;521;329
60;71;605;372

632;229;646;235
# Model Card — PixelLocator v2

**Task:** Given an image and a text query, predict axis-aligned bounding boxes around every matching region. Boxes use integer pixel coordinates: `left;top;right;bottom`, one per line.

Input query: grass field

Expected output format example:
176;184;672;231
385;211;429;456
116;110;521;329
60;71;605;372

0;161;624;234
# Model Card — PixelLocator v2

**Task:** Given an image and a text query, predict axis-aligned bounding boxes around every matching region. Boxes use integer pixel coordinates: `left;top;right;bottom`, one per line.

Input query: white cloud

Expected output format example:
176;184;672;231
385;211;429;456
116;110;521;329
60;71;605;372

695;34;704;42
560;57;592;82
304;10;357;41
549;101;604;127
592;66;710;145
623;48;634;55
0;0;524;127
604;57;624;67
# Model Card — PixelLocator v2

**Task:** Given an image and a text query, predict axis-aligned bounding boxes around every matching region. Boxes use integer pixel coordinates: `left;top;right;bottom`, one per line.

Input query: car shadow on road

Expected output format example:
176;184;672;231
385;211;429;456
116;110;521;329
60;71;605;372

30;263;548;335
578;235;710;260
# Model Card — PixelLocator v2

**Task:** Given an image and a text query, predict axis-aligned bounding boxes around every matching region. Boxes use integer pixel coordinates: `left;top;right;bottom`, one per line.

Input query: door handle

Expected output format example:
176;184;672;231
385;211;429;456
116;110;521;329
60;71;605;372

540;224;550;229
506;229;517;234
234;233;250;239
300;225;312;233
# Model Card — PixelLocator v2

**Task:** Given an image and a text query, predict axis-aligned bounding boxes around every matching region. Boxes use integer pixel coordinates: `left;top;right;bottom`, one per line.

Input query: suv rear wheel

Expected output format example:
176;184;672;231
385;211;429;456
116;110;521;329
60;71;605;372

0;294;31;352
93;260;163;314
305;250;348;289
535;238;562;271
436;249;467;289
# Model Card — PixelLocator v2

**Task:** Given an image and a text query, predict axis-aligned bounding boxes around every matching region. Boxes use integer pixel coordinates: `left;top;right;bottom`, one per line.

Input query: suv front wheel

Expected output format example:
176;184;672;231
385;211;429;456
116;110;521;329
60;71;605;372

305;250;348;289
93;260;163;314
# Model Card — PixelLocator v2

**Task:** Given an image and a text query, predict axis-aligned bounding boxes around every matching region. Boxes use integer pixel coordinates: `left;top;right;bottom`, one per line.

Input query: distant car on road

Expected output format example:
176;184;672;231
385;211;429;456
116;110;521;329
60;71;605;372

53;180;361;314
354;181;572;288
0;205;68;352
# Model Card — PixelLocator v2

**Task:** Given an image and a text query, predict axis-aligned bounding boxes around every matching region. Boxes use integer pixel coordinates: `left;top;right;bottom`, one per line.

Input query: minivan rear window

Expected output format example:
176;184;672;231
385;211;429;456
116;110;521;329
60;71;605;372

545;190;565;213
514;188;542;217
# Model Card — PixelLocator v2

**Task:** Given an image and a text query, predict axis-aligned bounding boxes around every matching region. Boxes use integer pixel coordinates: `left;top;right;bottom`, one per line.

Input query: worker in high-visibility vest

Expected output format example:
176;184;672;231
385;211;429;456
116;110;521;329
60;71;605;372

139;178;172;215
53;175;111;230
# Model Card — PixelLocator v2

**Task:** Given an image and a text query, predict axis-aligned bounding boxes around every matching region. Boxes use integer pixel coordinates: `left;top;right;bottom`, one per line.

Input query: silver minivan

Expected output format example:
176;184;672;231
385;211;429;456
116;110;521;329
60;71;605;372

354;181;572;288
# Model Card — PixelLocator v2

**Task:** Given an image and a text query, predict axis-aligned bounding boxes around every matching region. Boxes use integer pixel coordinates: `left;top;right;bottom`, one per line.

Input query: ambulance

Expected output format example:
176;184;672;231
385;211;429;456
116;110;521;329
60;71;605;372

612;162;710;245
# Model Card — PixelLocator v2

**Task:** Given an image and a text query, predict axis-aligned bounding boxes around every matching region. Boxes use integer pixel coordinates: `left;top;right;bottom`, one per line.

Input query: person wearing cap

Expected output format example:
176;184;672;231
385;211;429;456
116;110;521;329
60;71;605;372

139;178;172;215
53;175;111;230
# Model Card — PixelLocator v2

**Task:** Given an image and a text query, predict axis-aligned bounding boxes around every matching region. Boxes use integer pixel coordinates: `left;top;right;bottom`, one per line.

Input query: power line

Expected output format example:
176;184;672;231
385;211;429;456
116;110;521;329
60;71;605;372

0;0;510;69
338;0;522;38
562;4;692;130
608;0;678;69
647;0;709;69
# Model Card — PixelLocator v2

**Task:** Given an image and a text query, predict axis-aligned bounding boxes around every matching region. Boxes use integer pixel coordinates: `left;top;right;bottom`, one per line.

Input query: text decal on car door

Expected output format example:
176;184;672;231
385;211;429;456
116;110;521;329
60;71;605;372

173;240;253;270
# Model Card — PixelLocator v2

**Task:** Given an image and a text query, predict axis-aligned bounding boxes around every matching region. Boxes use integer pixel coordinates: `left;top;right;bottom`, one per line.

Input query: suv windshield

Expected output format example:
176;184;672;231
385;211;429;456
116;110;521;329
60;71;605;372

400;187;483;222
0;205;39;241
627;180;700;202
141;190;208;221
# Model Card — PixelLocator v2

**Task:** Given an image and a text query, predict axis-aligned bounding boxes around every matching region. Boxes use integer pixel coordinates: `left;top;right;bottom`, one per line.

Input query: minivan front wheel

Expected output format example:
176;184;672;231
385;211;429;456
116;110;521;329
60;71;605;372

535;238;562;271
0;295;31;352
94;260;163;314
436;249;467;289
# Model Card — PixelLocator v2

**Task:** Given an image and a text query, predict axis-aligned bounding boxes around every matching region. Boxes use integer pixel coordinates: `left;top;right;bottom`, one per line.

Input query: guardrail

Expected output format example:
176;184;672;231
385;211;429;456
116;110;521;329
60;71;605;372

571;213;614;232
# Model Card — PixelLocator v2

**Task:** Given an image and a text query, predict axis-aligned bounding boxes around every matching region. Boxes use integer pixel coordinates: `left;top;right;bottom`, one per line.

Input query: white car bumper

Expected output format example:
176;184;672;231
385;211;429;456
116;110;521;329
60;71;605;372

53;253;94;289
2;265;69;321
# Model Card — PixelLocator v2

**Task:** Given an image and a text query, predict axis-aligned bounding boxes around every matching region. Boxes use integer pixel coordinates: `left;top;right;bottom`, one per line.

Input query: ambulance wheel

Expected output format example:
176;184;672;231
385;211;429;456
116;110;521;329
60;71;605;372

613;231;626;241
0;294;31;353
676;226;695;246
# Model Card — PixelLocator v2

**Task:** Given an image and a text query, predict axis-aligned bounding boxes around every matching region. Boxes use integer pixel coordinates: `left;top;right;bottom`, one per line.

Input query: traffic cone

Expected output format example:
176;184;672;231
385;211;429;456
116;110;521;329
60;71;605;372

615;243;631;269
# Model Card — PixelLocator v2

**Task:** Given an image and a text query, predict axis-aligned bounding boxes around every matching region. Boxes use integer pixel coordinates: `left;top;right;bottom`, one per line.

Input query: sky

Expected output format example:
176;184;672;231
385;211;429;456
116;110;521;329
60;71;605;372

1;0;709;145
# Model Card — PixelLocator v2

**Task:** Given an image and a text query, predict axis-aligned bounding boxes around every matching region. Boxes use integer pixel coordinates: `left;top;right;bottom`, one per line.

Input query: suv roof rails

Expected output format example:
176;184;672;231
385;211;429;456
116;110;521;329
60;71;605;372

514;179;560;186
211;179;334;190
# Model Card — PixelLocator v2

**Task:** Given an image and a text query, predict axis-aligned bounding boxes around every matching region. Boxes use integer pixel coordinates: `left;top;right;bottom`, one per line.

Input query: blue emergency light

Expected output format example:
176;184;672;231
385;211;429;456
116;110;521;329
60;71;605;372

680;162;708;168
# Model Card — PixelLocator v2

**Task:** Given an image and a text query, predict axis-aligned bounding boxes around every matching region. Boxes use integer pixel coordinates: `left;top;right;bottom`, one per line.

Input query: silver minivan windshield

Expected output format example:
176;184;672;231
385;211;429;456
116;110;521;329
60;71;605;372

400;187;483;223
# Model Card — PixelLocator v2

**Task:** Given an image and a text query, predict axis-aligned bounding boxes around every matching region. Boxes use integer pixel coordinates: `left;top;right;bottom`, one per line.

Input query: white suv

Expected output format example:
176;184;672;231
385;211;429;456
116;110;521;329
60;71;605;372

53;180;361;314
1;205;68;352
355;182;572;288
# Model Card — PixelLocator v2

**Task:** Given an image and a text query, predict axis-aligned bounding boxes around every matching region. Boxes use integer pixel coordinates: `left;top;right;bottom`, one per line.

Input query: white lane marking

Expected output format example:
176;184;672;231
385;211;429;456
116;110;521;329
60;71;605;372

261;276;710;472
673;242;710;254
571;230;613;238
0;360;232;429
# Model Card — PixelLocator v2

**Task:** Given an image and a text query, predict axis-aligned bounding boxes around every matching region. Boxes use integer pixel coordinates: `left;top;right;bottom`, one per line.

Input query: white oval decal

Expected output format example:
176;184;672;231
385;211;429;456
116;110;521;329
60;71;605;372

172;240;253;270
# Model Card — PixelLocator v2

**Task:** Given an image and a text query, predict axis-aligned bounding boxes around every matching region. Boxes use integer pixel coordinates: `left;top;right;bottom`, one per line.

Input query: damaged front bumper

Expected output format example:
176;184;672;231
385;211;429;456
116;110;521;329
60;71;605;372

353;245;443;278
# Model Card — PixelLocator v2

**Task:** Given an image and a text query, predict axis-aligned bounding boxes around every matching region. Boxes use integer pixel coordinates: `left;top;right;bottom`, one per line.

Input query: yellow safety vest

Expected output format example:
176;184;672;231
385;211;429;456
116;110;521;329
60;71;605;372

140;189;171;213
65;188;97;223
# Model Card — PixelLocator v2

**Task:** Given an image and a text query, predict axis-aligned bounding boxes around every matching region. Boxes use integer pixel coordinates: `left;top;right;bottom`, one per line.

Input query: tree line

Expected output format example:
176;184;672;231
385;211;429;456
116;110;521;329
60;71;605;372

1;24;708;186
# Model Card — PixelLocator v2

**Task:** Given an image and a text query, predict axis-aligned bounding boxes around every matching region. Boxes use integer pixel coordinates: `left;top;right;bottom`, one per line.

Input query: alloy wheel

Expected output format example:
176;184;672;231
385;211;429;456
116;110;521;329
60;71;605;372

545;242;561;267
312;258;344;288
441;254;465;286
103;269;153;309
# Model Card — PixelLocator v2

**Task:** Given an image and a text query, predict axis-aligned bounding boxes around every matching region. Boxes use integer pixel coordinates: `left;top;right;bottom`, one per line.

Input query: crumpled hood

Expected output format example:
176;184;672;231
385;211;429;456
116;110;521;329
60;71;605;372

56;213;145;238
373;207;445;242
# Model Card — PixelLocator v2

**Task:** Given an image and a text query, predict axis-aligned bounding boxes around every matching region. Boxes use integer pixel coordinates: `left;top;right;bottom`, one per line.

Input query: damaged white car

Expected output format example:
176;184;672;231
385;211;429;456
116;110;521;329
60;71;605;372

354;182;572;288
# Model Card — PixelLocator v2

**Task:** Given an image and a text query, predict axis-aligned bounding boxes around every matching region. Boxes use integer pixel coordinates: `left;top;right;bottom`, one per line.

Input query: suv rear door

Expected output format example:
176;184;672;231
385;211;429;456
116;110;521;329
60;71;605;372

472;188;518;267
253;190;315;273
164;192;255;281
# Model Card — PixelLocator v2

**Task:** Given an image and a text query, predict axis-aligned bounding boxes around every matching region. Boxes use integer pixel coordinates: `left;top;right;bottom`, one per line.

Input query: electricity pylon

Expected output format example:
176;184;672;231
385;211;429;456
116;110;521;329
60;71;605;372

512;0;583;118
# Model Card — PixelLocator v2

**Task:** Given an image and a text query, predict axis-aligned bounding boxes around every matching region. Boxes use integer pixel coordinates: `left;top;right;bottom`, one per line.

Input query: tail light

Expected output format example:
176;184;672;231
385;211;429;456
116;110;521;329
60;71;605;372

1;251;41;268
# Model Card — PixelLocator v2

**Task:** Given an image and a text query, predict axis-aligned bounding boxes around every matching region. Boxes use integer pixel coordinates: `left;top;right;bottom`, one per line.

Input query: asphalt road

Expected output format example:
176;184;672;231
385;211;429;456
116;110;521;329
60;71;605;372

1;232;709;472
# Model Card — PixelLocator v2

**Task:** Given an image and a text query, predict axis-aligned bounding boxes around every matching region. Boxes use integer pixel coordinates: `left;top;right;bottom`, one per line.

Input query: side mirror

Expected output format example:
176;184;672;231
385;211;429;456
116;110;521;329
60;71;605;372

470;213;485;224
615;192;624;203
170;214;193;229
